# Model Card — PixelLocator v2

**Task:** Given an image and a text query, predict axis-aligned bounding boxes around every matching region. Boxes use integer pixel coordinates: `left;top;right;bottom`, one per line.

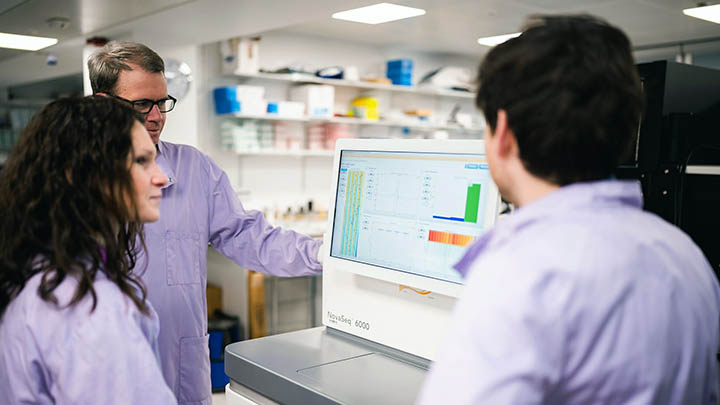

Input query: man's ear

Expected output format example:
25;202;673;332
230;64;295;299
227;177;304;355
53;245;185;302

96;92;108;97
494;109;518;159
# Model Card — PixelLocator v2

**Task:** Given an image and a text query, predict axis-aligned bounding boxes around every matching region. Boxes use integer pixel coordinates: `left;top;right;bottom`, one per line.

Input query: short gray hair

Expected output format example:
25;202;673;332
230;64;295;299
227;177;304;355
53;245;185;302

88;41;165;95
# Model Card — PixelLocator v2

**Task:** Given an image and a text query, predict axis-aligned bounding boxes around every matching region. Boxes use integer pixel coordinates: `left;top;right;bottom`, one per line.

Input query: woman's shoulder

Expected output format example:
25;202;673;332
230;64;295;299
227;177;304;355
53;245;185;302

11;269;127;310
3;270;152;345
1;271;163;402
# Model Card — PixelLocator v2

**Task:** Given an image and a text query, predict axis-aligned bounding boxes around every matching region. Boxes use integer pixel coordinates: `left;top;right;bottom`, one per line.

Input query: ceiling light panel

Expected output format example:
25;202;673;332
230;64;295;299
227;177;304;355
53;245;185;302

683;4;720;24
332;3;426;25
0;32;57;51
477;32;521;47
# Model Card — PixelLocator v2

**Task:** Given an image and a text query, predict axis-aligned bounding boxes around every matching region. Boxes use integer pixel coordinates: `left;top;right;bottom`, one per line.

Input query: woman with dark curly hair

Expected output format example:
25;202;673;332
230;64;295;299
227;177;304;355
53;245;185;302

0;96;175;403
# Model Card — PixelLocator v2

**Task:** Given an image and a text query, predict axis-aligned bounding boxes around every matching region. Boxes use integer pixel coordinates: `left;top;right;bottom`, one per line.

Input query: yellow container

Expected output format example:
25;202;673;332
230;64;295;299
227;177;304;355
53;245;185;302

349;97;379;120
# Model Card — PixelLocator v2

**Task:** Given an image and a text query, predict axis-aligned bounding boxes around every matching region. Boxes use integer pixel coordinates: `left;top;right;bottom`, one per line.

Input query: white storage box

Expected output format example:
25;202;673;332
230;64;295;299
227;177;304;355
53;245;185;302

290;85;334;118
236;85;266;115
239;100;268;116
234;85;264;101
275;101;305;118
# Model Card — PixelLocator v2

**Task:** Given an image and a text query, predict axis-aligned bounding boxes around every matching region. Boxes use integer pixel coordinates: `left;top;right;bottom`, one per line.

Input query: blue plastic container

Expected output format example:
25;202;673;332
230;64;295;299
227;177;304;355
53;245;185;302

386;59;413;86
209;330;224;360
388;72;412;86
213;86;241;114
211;360;229;391
386;59;413;73
207;315;242;392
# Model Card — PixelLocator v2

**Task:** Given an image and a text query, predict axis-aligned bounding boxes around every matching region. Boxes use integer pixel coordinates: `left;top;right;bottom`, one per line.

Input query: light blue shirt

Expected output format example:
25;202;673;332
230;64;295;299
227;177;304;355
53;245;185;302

0;270;176;404
140;141;322;404
418;180;720;404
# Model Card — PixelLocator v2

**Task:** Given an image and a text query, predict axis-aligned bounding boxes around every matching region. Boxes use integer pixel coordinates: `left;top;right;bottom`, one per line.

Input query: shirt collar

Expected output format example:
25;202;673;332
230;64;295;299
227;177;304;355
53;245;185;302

453;179;643;278
156;140;176;189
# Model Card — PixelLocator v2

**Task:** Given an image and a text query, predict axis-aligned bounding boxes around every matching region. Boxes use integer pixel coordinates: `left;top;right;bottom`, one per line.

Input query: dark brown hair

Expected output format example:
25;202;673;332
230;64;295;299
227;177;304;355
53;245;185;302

0;96;150;317
88;41;165;95
476;14;644;185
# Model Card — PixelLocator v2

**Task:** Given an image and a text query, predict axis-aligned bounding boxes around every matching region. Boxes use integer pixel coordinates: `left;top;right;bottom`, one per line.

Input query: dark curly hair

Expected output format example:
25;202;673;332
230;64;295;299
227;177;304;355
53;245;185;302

476;14;644;185
0;96;150;317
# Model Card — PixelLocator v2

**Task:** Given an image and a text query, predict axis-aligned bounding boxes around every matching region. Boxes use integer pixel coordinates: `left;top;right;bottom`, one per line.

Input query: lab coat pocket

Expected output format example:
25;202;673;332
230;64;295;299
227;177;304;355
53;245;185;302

166;231;201;285
179;334;211;403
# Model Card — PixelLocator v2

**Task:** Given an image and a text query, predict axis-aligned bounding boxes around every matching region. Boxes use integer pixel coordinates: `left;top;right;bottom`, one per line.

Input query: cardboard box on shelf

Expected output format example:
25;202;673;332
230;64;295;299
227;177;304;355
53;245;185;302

247;270;267;338
207;283;222;320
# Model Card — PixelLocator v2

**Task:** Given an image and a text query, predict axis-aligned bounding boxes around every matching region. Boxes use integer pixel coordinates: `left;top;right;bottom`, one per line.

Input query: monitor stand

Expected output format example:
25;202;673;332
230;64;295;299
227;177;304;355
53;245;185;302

225;327;429;405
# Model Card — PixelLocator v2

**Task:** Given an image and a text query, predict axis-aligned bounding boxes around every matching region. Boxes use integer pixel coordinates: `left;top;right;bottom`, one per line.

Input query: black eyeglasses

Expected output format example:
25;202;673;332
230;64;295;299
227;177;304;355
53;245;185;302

112;95;177;114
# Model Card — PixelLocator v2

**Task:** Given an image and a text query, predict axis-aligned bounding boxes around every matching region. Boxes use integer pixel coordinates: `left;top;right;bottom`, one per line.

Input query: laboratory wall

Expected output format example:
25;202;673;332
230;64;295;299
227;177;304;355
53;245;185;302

155;44;204;148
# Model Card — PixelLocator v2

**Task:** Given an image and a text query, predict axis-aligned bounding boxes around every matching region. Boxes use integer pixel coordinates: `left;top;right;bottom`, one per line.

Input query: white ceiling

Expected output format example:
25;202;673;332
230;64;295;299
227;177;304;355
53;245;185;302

1;0;720;87
279;0;720;59
0;0;371;87
0;0;197;62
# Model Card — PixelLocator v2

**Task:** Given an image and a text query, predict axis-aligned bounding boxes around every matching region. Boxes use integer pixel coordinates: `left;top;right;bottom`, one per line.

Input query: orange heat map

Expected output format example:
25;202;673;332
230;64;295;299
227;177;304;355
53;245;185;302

428;230;474;247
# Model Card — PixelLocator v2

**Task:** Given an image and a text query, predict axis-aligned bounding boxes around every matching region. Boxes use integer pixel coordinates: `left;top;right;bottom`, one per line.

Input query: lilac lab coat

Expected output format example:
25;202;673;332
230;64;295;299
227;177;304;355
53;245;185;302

419;180;720;404
138;141;322;404
0;270;176;404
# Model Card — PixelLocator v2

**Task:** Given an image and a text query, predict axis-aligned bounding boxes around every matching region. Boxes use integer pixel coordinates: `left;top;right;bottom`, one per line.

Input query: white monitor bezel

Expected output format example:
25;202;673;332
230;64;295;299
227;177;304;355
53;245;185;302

324;138;501;298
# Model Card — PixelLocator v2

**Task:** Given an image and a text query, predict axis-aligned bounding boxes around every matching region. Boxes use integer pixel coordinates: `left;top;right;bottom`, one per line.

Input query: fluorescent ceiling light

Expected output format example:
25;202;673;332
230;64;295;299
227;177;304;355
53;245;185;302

477;32;522;47
0;32;57;51
332;3;426;25
683;4;720;24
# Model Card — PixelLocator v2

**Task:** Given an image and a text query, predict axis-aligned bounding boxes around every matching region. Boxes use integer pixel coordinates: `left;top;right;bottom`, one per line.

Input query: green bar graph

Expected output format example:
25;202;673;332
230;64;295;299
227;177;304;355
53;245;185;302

464;184;481;223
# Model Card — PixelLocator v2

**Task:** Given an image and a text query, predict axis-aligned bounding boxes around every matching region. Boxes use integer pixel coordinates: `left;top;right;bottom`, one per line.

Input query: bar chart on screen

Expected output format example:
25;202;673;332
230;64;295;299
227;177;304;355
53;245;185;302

426;174;485;226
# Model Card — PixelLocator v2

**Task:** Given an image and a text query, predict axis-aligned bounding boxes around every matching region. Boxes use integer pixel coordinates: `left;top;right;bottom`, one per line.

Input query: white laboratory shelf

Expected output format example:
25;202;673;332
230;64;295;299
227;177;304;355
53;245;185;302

228;113;308;122
229;148;334;157
317;116;482;132
221;113;482;133
234;72;476;99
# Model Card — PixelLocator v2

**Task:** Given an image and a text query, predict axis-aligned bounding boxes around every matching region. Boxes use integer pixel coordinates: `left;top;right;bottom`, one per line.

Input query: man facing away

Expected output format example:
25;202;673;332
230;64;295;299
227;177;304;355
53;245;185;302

418;15;720;404
88;42;323;404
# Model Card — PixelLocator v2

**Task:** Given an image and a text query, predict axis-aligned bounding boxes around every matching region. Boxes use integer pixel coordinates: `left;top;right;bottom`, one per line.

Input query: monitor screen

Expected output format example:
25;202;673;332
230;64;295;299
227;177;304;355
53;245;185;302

329;147;497;285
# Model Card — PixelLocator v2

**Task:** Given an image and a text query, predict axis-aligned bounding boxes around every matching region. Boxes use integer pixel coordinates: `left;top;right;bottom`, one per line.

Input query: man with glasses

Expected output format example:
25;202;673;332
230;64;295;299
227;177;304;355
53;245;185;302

88;41;323;404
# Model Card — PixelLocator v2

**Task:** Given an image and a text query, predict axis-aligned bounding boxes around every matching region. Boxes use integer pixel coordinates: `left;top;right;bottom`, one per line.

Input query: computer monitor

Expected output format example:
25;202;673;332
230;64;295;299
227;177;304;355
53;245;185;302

326;138;501;297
